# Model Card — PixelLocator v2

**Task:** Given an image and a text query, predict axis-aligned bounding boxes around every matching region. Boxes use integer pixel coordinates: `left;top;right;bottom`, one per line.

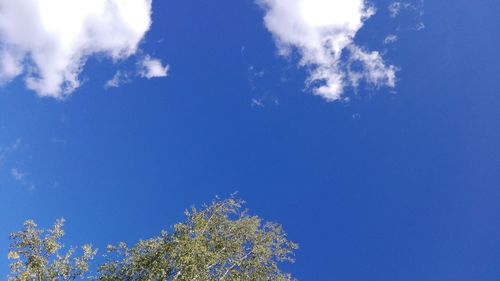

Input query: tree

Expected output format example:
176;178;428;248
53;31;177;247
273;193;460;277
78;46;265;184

8;197;298;281
7;219;96;281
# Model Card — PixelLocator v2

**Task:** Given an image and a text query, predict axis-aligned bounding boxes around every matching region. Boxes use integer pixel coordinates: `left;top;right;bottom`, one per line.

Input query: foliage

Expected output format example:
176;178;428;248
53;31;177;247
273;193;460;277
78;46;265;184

7;219;96;281
8;197;298;281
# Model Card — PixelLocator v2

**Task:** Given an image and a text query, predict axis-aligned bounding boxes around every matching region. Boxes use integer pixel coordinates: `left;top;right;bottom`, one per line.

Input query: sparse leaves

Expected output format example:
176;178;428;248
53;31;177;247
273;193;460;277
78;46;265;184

8;219;96;281
8;197;298;281
97;197;298;280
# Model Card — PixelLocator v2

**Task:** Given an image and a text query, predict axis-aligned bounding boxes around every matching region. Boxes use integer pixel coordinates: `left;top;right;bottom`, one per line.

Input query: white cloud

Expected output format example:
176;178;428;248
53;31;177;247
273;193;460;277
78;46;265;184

388;2;402;18
104;56;168;89
104;71;131;89
0;0;154;98
347;45;396;89
251;98;265;108
257;0;396;101
248;65;265;90
138;56;169;79
388;1;425;30
384;34;398;44
0;48;23;83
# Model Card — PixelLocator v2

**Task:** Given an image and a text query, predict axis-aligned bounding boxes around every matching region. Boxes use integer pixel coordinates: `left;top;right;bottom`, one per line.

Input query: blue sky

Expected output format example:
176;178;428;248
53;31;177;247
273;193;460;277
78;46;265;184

1;0;500;280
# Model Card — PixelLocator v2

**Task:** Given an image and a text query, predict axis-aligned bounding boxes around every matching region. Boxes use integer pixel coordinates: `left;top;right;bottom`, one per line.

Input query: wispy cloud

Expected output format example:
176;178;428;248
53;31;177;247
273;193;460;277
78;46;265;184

257;0;396;101
245;64;281;108
11;168;35;191
11;168;25;182
388;1;425;30
248;65;265;91
0;139;35;191
51;137;68;145
251;98;265;108
104;71;132;89
389;2;403;18
384;34;398;44
0;0;167;98
105;56;169;89
0;138;21;164
346;45;397;89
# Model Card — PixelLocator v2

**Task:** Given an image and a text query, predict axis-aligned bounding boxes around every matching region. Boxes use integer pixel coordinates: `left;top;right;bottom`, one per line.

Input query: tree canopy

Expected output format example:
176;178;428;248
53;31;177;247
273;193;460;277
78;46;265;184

7;219;96;281
7;197;298;281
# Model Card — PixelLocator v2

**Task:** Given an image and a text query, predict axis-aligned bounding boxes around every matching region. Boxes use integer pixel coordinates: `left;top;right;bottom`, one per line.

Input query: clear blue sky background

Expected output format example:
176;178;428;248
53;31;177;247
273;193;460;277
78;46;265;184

1;0;500;280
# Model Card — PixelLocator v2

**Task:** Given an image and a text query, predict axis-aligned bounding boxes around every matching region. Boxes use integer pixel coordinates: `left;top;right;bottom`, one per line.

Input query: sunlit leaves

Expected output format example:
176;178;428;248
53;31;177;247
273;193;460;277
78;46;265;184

8;219;96;281
98;197;298;280
8;197;297;280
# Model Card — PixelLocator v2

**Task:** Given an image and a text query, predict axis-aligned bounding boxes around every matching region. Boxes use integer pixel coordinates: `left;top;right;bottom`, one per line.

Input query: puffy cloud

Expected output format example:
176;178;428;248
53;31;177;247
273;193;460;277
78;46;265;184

0;0;155;98
0;48;23;83
138;56;169;79
257;0;396;101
